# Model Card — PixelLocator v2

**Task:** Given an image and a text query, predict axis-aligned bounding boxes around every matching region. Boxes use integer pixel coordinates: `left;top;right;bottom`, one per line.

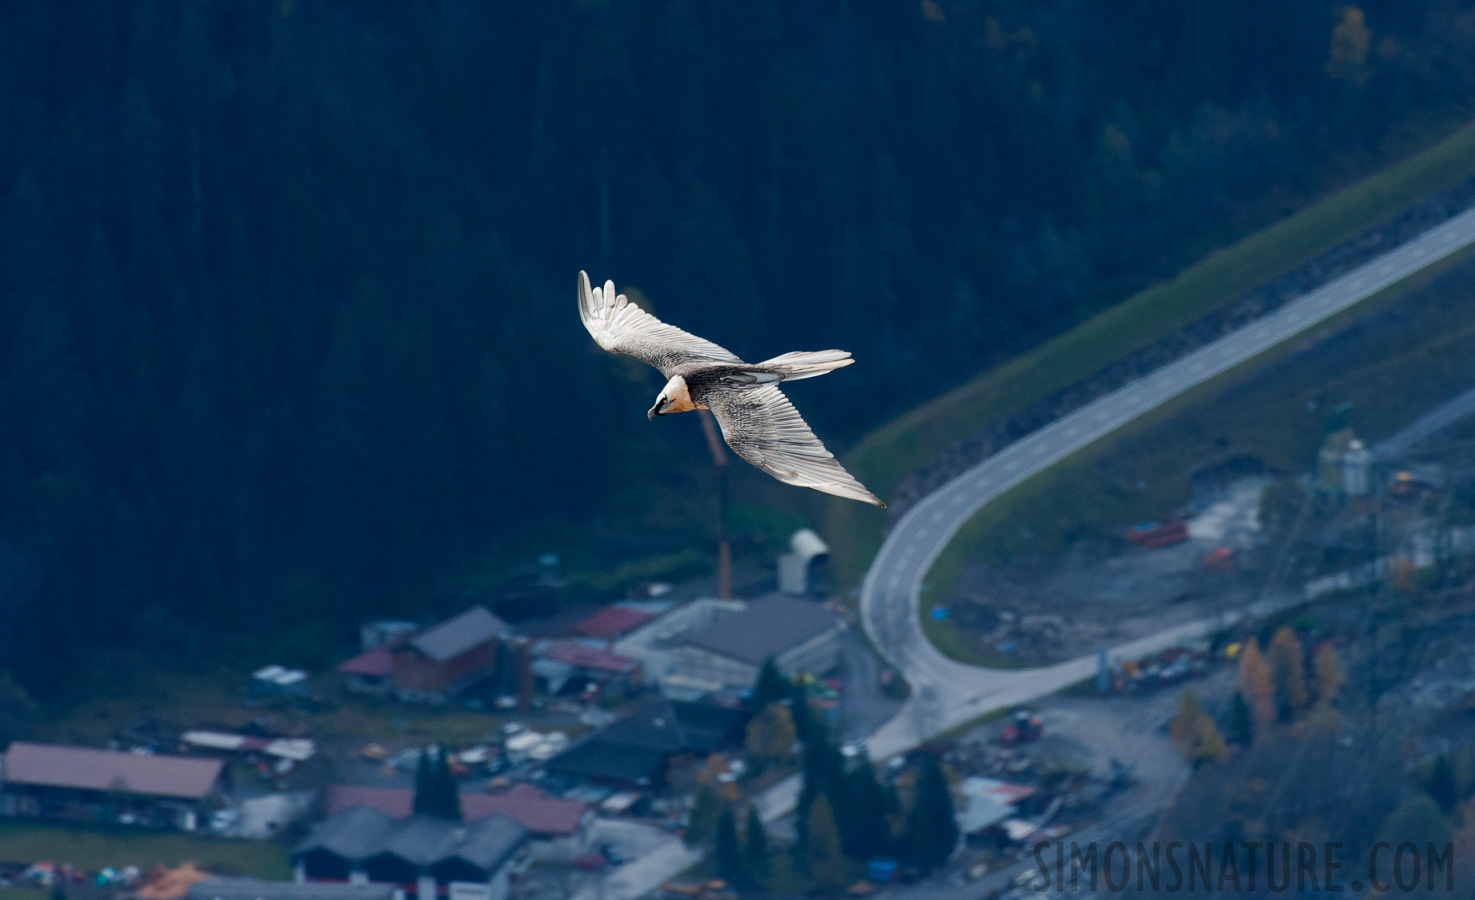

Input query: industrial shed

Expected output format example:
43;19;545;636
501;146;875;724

294;807;528;900
673;595;843;689
0;742;228;830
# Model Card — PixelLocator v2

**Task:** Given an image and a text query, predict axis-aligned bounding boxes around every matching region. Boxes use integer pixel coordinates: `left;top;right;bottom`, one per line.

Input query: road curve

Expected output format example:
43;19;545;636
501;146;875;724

860;204;1475;756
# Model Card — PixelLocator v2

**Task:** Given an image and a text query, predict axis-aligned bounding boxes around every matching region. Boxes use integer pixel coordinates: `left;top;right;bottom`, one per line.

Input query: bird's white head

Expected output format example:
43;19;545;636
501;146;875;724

648;374;697;419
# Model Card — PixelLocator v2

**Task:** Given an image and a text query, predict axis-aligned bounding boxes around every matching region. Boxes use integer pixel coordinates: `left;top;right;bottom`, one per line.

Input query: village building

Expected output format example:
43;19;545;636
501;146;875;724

294;807;528;900
0;742;229;830
673;595;844;689
389;606;510;702
544;697;744;789
569;605;656;644
324;784;590;861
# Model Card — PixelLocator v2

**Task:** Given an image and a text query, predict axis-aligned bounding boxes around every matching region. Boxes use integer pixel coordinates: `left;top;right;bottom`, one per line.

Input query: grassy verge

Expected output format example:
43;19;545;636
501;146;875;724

0;822;292;877
826;119;1475;588
921;242;1475;664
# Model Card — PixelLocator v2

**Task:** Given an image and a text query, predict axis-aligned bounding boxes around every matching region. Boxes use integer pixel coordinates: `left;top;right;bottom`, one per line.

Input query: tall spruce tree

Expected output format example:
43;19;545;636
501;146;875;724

412;747;433;815
434;744;462;821
1226;690;1254;747
751;657;788;711
905;754;958;873
686;783;721;847
842;760;898;861
1429;753;1458;815
744;803;769;881
714;807;748;887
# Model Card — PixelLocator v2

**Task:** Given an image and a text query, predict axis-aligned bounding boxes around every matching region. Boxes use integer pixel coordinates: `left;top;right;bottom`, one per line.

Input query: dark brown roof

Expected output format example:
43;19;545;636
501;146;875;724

2;742;225;800
683;595;840;666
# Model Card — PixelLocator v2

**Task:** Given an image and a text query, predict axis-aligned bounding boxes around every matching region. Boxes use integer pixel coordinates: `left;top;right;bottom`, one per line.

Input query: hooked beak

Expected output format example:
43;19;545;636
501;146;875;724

648;399;663;420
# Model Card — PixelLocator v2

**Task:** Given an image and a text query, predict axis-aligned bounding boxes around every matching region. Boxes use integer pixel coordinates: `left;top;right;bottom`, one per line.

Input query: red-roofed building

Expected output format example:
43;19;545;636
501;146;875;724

336;645;397;695
552;643;642;698
325;783;590;860
0;742;229;831
572;606;655;643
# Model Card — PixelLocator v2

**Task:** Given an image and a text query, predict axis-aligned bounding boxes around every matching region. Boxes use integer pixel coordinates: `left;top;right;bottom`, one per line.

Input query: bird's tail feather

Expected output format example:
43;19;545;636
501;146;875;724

757;350;854;381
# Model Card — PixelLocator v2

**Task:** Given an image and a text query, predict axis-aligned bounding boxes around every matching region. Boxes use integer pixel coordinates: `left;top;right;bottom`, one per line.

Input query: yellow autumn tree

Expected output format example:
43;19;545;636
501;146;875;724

1268;627;1309;720
1237;636;1276;730
1170;688;1205;748
1314;645;1345;706
745;702;796;768
1193;716;1230;766
1327;7;1371;83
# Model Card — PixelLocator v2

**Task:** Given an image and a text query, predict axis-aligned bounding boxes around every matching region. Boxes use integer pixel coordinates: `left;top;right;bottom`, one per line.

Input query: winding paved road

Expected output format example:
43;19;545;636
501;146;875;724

860;204;1475;757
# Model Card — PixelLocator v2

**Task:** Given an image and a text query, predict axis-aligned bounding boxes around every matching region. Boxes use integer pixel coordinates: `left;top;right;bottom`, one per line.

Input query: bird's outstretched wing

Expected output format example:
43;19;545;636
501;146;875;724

705;384;885;507
578;271;742;377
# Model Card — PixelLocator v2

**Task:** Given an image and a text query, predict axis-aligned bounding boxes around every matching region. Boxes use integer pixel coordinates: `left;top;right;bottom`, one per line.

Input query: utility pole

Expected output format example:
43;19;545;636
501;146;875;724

698;410;732;600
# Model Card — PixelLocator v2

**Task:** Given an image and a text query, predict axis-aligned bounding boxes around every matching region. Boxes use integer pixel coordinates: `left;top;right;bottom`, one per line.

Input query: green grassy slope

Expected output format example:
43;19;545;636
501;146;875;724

826;120;1475;588
920;244;1475;664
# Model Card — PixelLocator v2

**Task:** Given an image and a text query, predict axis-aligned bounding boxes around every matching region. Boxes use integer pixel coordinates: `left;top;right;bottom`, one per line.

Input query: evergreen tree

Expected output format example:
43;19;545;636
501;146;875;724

1226;690;1254;747
796;711;847;854
1237;637;1277;730
744;803;769;881
842;760;898;861
805;793;848;893
1429;754;1459;815
751;656;788;711
434;744;462;821
714;807;748;887
904;754;957;874
686;783;721;847
789;680;815;745
412;747;433;815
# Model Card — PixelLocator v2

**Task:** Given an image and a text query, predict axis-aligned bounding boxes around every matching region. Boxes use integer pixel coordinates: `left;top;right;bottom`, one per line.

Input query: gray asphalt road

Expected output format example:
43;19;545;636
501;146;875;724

1374;381;1475;459
839;629;906;741
860;204;1475;756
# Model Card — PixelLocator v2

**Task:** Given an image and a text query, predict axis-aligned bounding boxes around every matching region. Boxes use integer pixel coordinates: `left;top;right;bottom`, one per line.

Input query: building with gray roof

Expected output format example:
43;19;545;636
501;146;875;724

673;595;843;689
0;741;229;831
544;697;744;788
390;606;510;702
294;808;527;900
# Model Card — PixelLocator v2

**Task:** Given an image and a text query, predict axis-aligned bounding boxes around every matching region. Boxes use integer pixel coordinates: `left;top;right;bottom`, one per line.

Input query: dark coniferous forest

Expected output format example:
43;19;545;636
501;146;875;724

1;1;1473;698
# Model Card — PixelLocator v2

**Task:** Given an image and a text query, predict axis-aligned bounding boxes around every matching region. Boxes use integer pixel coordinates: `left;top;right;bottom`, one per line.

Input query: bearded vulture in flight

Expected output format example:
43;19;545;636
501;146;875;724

578;271;884;507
